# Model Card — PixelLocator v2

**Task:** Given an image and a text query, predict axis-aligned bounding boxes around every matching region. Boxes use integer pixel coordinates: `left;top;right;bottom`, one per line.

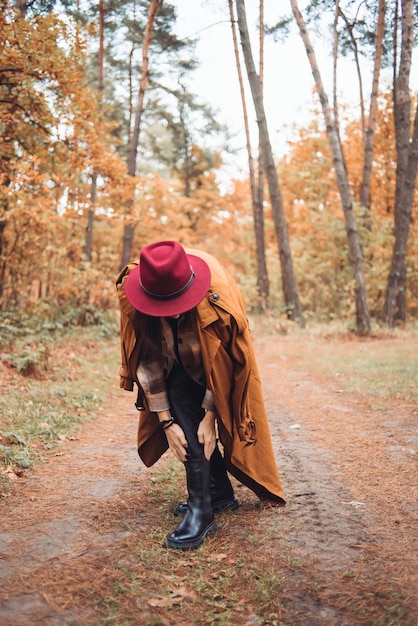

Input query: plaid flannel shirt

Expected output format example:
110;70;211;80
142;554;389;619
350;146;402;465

136;314;215;414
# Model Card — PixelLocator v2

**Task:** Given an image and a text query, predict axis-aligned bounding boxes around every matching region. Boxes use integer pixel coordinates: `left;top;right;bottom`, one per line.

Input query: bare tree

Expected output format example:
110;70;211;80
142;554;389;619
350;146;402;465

255;0;268;310
234;0;304;324
337;5;366;137
290;0;371;336
384;0;418;326
332;0;341;129
305;1;386;215
228;0;269;311
85;0;105;263
120;0;161;269
360;0;386;210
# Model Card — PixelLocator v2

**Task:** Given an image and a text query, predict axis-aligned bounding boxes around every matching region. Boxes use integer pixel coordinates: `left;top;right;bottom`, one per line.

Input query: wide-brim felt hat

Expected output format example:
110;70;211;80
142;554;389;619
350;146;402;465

124;240;211;317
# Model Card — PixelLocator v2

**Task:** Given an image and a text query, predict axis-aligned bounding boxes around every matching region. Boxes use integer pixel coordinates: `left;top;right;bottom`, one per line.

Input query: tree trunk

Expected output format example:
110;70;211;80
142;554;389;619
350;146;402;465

178;93;192;198
127;0;160;174
15;0;26;17
121;0;161;269
332;0;340;130
85;0;105;262
229;0;269;311
85;173;96;262
291;0;371;336
120;223;135;269
255;0;268;310
384;0;418;326
98;0;104;97
360;0;386;210
235;0;304;324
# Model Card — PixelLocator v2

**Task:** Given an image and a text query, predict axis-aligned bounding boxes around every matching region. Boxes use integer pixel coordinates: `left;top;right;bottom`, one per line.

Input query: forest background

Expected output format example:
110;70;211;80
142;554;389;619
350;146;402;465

1;0;418;343
2;5;418;623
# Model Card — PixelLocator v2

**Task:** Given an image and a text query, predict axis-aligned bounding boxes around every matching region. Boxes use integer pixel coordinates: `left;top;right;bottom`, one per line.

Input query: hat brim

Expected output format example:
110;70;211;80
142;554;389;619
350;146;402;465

124;254;211;316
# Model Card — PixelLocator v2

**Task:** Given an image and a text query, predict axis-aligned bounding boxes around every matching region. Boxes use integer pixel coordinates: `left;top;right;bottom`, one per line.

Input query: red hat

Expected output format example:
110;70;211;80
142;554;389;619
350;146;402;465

124;240;211;316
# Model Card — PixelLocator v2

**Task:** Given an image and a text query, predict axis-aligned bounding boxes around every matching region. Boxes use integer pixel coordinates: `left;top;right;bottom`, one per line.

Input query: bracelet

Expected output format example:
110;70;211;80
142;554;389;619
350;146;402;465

160;418;175;430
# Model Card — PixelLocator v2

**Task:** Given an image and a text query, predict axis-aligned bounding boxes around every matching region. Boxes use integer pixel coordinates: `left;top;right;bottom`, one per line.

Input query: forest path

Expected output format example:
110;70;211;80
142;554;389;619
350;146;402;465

0;332;417;625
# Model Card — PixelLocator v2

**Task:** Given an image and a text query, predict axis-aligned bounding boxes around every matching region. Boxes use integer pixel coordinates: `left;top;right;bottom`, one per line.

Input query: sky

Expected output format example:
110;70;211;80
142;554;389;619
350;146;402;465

171;0;366;179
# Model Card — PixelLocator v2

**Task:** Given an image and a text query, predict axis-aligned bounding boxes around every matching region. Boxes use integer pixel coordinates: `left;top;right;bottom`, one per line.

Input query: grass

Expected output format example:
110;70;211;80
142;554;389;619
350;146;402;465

257;319;418;403
0;324;119;477
310;346;418;401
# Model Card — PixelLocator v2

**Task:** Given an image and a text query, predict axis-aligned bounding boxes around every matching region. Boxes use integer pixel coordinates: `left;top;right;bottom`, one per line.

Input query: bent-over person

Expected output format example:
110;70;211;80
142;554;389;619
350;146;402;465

116;240;285;551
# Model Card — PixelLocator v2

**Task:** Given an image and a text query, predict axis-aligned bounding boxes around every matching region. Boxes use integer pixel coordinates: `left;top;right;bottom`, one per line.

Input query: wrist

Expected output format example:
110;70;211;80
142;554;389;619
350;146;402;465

160;417;175;431
157;410;174;431
157;409;171;421
203;410;216;423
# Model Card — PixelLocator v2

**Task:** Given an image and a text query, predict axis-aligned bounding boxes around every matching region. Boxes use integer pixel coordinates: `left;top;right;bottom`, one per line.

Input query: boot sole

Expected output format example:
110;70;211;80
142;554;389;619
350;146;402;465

164;521;218;551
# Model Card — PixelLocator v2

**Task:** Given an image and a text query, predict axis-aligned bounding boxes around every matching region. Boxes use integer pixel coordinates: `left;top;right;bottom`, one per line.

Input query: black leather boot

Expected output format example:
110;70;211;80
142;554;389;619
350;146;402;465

165;459;217;550
173;446;239;517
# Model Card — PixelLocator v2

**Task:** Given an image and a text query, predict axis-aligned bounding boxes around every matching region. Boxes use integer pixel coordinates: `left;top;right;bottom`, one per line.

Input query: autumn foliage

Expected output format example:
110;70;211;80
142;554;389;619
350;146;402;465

275;105;417;322
0;4;417;325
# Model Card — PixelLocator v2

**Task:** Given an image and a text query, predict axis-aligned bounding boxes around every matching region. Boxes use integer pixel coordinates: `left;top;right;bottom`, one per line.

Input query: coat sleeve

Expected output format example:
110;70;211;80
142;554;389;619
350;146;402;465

116;263;141;395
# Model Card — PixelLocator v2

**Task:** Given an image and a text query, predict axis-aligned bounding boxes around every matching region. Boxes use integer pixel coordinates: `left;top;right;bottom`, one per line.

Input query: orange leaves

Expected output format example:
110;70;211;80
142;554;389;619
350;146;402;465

0;6;128;208
0;7;132;311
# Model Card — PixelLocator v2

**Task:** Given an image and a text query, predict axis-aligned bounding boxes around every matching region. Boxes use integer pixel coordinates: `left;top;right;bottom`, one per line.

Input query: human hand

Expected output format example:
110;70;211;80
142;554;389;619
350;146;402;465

197;411;216;461
165;423;188;463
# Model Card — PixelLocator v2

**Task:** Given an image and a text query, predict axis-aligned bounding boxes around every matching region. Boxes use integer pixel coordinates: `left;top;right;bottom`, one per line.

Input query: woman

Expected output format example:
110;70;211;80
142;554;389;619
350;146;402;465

117;240;285;551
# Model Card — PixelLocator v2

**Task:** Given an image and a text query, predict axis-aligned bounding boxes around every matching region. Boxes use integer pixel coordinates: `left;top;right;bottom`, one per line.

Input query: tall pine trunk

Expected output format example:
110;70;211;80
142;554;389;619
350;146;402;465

229;0;269;311
120;0;160;269
360;0;386;210
85;0;105;262
255;0;268;310
384;0;418;326
235;0;304;324
291;0;370;336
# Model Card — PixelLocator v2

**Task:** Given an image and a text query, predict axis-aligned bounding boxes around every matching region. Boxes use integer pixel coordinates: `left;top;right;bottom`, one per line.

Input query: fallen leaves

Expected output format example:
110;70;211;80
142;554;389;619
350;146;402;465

1;465;21;480
147;585;198;608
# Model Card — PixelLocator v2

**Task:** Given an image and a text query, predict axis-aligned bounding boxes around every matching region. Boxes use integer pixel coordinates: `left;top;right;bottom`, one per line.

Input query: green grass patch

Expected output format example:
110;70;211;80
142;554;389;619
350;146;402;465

258;320;418;403
0;322;120;478
306;339;418;401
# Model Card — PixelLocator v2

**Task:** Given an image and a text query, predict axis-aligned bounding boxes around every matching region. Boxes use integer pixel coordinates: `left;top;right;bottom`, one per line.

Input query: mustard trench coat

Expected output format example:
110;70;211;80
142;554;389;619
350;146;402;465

116;248;285;506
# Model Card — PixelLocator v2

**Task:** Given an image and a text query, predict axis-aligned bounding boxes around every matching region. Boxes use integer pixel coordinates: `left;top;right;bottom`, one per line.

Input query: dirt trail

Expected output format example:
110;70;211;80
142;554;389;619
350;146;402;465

0;390;142;622
259;334;418;624
0;333;417;625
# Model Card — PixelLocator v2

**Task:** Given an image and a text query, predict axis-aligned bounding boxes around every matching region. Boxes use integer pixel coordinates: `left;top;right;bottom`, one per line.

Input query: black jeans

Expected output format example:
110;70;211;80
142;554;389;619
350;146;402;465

166;362;206;461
